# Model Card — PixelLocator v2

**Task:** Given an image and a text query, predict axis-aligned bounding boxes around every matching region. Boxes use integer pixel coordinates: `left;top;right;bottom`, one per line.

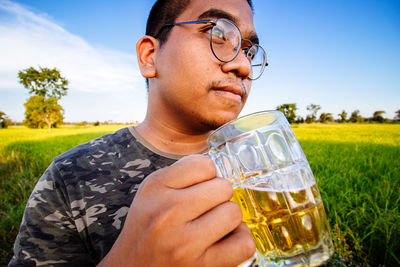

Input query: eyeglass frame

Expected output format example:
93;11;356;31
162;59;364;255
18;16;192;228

154;18;268;80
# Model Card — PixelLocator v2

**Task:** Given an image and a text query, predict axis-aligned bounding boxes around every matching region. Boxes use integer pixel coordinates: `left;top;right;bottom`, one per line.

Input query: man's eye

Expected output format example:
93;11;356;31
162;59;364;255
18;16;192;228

201;25;213;33
212;27;226;42
244;46;257;60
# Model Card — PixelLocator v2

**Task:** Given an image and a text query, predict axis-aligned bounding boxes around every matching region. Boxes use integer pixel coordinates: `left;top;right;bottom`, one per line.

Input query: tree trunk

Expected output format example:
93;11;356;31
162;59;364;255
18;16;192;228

44;117;51;132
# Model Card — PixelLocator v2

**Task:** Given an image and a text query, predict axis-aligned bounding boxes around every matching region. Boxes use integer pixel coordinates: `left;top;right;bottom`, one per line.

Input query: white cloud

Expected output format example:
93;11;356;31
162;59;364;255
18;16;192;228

0;0;148;122
0;0;142;93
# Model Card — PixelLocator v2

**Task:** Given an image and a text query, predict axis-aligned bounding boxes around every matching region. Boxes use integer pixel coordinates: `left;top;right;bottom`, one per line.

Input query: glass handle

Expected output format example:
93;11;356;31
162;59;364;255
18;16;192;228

206;150;223;178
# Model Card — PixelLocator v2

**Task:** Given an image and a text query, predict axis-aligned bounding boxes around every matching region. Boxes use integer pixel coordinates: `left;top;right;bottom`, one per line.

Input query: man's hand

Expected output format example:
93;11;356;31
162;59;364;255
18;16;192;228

98;154;255;267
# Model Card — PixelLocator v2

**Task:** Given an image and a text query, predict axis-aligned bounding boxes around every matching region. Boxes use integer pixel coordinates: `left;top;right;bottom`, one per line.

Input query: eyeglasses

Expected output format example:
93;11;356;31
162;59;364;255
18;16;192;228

155;18;268;80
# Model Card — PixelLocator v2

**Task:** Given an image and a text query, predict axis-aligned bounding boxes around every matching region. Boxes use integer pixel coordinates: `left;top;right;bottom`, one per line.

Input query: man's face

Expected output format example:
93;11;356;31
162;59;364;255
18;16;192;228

153;0;256;132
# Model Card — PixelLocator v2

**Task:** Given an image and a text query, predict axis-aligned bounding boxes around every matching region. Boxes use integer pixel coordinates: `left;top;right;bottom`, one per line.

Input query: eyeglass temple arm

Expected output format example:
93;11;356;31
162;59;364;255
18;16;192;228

164;19;216;27
252;63;269;67
155;20;216;38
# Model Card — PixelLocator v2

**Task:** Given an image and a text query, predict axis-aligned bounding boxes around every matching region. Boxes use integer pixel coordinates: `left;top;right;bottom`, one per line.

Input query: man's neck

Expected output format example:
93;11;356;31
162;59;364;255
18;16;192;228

135;116;211;156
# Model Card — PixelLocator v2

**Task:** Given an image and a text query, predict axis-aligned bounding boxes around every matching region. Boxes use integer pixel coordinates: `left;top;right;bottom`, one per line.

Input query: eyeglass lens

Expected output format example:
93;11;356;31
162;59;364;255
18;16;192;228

210;19;266;80
249;45;266;80
210;19;241;62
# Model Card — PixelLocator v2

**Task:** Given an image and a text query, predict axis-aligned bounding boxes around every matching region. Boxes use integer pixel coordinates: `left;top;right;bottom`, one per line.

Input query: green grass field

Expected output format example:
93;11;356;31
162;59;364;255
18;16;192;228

1;124;399;266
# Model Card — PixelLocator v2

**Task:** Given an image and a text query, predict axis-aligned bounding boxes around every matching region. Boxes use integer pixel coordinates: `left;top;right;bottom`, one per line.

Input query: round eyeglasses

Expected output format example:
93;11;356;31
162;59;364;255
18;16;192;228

155;18;268;80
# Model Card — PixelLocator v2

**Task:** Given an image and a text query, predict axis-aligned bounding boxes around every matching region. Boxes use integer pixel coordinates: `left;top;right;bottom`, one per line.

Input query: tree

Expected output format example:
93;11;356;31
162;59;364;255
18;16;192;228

295;116;304;123
395;109;400;121
319;113;334;123
349;110;364;123
371;110;385;123
0;111;12;128
306;104;321;123
18;67;68;99
23;96;64;130
338;110;347;123
276;103;298;124
18;66;68;129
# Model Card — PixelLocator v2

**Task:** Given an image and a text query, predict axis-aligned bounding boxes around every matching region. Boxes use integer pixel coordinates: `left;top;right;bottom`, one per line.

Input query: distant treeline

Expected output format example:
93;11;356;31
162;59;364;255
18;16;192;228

0;116;139;129
276;103;400;124
64;121;139;126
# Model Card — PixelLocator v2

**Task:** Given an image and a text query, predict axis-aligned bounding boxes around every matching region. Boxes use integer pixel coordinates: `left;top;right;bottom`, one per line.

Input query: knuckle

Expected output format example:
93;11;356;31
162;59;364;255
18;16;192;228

225;201;243;223
182;154;215;172
241;232;256;259
147;205;175;234
185;153;209;161
140;171;158;188
169;242;190;264
137;178;155;197
139;167;167;191
138;176;151;190
217;179;233;200
178;154;205;165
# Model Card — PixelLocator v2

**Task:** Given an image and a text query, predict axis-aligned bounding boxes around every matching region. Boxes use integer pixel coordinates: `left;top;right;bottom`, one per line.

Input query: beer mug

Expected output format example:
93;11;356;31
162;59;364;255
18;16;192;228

207;110;334;266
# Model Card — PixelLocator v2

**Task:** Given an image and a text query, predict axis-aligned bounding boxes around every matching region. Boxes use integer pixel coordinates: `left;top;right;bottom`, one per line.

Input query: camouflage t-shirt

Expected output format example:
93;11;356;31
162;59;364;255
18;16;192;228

9;126;181;266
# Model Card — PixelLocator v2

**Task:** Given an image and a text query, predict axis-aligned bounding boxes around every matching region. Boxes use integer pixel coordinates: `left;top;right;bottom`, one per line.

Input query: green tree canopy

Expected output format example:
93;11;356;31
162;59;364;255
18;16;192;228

295;116;304;123
372;110;386;122
319;113;334;123
18;67;68;99
395;109;400;121
23;96;64;130
276;103;298;124
349;110;364;123
0;111;12;128
306;103;321;123
338;110;348;123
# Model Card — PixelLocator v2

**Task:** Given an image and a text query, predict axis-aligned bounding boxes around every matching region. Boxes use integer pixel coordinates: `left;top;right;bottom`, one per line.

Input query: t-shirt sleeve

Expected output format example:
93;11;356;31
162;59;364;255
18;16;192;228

8;162;95;267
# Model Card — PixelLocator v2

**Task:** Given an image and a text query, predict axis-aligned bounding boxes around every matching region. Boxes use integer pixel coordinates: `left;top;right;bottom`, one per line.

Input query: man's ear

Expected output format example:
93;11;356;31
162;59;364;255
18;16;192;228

136;36;159;78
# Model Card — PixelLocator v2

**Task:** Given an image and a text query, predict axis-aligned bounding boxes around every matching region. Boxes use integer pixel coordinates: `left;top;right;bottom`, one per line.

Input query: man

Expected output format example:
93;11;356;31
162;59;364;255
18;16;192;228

9;0;267;266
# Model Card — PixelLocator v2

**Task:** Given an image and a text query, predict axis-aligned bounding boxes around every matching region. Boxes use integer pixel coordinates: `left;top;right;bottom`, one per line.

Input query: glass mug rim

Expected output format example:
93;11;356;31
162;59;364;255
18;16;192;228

207;110;286;148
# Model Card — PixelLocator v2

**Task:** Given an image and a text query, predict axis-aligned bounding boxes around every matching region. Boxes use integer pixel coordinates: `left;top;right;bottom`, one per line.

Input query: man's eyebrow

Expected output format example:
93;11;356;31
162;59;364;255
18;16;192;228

248;32;259;45
198;9;259;45
198;9;239;24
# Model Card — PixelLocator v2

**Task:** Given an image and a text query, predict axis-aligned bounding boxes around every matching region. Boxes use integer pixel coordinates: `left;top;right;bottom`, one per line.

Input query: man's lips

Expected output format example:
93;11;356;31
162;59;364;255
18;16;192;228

211;84;246;102
213;90;242;103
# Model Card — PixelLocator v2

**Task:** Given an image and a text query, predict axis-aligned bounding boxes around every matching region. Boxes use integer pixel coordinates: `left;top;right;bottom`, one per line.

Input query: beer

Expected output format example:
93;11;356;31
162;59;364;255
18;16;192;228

207;110;334;266
232;182;334;266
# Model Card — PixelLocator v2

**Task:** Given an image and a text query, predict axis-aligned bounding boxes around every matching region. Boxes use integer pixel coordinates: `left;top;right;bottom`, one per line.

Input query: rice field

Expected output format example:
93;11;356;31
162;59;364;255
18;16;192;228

294;124;400;266
0;124;399;266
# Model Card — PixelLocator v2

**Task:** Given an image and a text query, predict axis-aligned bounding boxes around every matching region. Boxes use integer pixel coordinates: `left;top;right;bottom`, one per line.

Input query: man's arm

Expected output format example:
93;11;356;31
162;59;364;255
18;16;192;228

9;162;95;266
98;154;255;267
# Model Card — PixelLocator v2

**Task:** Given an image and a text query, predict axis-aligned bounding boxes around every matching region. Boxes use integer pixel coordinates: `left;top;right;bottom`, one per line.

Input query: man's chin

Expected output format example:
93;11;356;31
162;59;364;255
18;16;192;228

199;111;241;131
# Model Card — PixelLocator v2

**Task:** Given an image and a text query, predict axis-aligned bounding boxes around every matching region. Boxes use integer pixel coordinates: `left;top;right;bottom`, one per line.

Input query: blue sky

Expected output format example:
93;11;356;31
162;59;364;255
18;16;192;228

0;0;399;123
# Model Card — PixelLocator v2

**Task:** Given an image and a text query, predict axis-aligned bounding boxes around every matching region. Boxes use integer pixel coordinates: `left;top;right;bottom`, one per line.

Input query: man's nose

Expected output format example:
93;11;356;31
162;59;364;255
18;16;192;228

220;49;251;79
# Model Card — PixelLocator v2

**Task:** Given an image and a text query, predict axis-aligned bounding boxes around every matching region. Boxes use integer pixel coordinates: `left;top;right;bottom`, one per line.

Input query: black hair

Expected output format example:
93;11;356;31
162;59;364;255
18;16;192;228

146;0;254;46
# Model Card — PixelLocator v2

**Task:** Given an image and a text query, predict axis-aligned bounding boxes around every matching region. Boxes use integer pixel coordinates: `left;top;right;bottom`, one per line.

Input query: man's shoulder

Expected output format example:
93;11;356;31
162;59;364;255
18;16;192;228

54;126;132;165
51;126;144;185
51;126;176;183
